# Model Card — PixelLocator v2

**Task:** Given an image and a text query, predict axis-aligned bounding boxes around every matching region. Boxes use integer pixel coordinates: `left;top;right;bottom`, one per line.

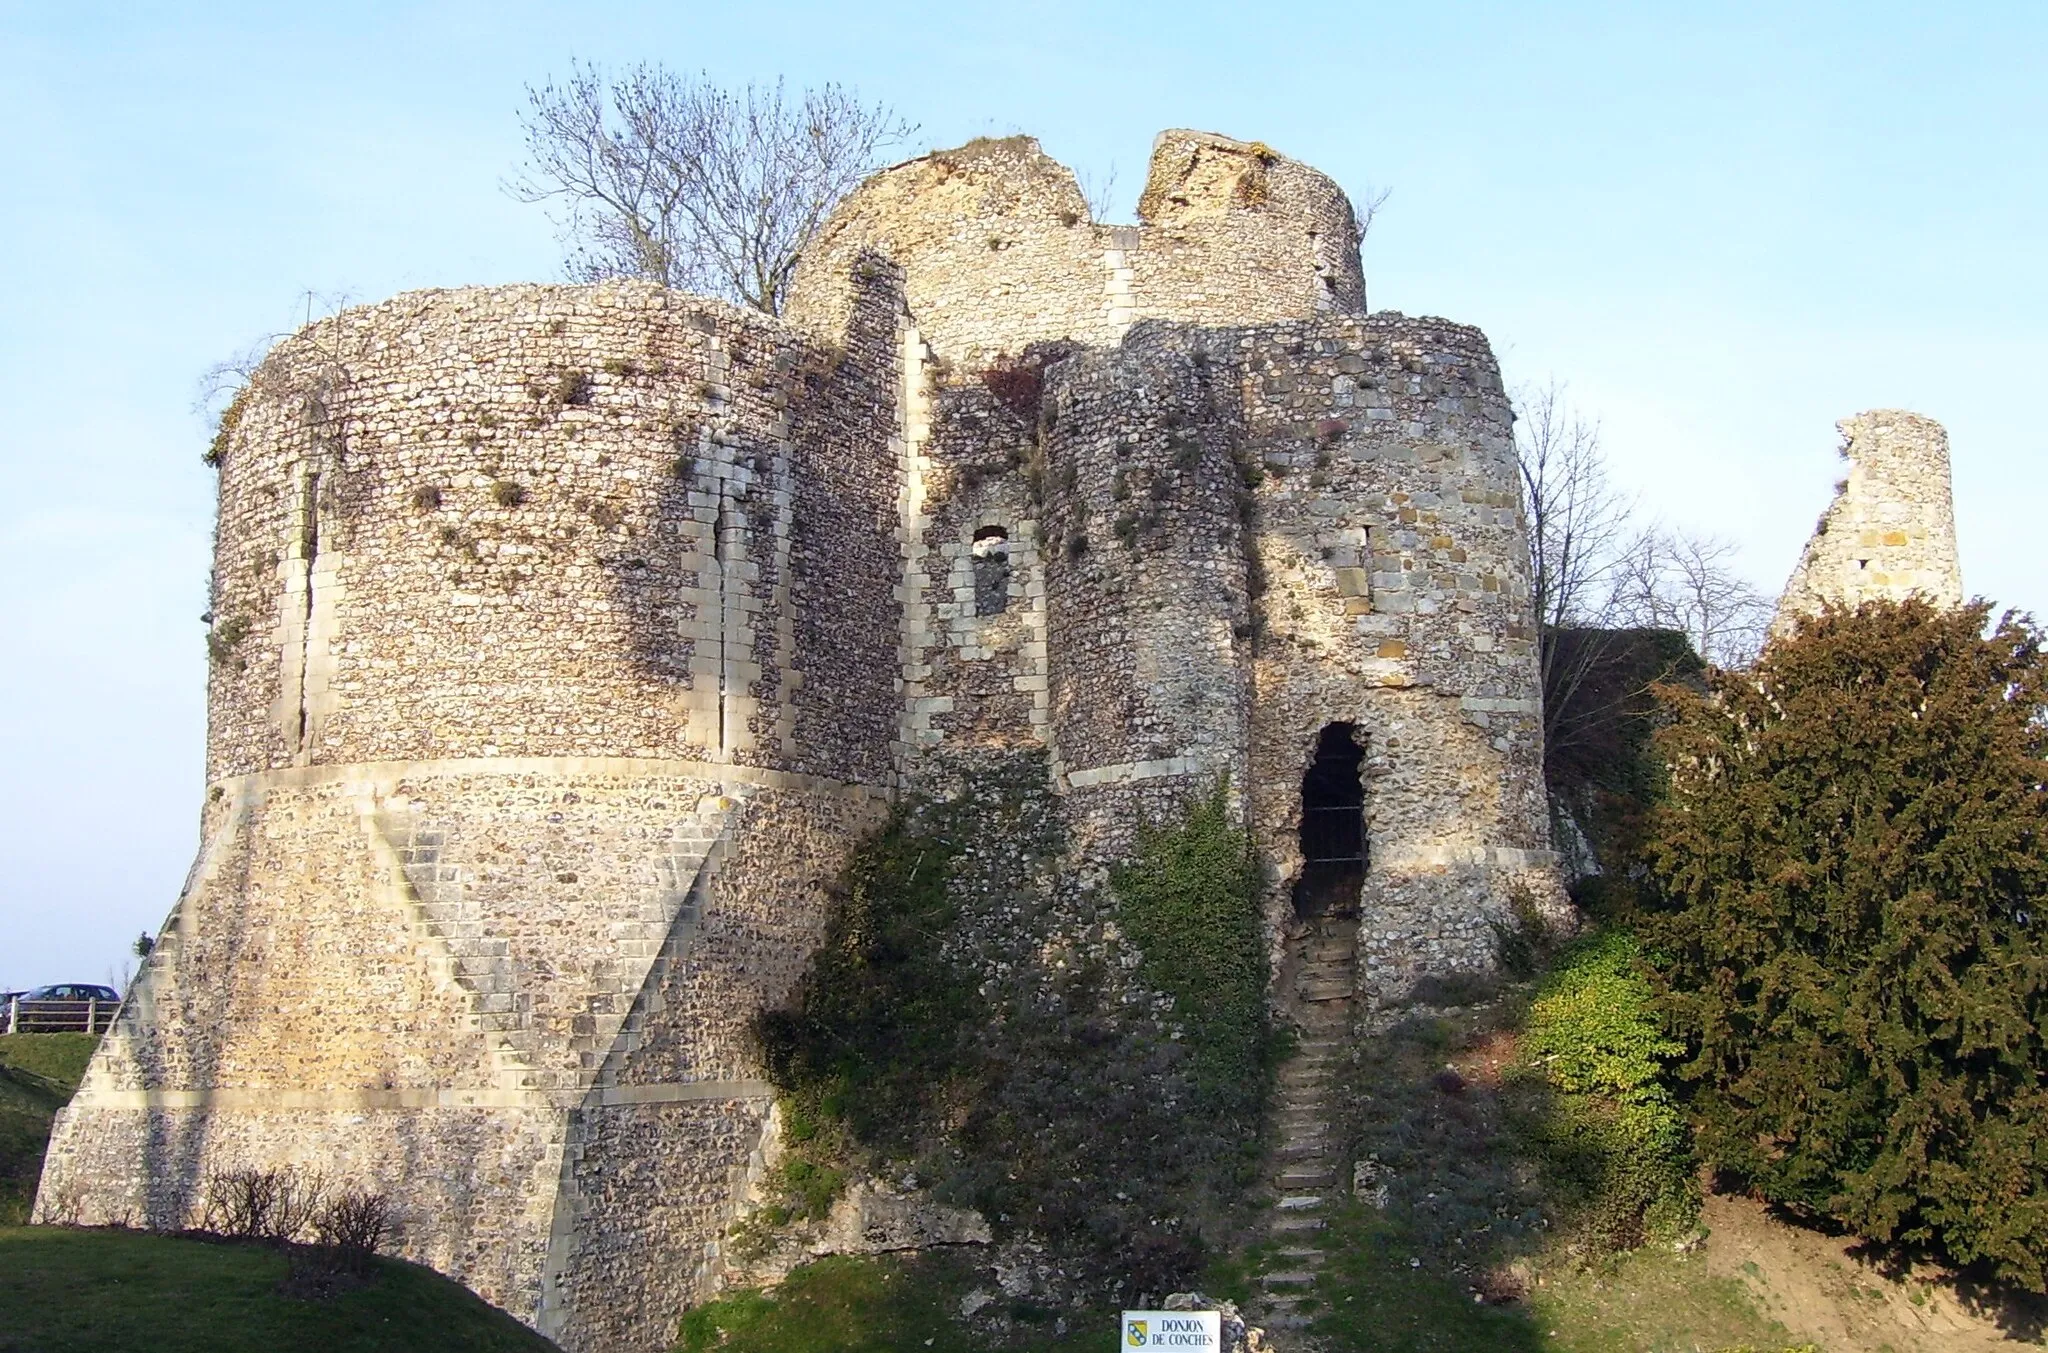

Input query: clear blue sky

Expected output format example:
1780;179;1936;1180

3;1;2042;987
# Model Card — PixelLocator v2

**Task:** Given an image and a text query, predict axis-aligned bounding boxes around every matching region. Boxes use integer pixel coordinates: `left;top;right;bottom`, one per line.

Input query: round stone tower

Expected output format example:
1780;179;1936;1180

39;279;905;1353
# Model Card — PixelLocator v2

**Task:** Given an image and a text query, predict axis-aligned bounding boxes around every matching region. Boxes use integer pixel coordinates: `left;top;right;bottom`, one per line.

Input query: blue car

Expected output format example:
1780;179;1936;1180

7;984;120;1032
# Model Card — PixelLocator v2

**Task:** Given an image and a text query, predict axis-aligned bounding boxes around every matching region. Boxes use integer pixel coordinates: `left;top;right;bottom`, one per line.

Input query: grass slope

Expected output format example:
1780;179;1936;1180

0;1226;559;1353
676;1254;1095;1353
0;1033;97;1223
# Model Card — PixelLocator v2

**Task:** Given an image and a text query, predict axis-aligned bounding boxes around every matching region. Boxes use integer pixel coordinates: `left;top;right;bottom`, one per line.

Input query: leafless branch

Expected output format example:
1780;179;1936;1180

508;64;915;314
1077;163;1120;222
1356;185;1391;238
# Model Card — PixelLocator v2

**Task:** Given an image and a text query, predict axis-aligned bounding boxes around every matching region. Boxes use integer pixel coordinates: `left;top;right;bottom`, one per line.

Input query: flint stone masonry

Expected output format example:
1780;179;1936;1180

44;129;1559;1351
1777;409;1963;629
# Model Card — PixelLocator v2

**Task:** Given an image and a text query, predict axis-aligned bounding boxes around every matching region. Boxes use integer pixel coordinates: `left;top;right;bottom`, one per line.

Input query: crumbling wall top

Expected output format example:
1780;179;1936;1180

784;129;1367;366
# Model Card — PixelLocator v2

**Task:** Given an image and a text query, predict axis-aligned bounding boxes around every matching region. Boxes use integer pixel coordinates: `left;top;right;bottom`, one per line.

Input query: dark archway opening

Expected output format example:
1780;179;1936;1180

1294;722;1366;918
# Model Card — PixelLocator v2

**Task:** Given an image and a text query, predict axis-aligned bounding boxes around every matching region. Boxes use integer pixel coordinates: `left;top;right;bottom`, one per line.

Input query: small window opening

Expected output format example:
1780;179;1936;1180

972;526;1011;616
1294;722;1366;918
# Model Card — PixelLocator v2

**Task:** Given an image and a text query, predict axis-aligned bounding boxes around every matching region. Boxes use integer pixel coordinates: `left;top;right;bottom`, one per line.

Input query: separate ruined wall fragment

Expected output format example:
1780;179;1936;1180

1777;410;1963;629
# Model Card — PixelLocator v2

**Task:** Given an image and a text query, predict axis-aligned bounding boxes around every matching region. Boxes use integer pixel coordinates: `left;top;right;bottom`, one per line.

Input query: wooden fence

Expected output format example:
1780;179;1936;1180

3;998;117;1035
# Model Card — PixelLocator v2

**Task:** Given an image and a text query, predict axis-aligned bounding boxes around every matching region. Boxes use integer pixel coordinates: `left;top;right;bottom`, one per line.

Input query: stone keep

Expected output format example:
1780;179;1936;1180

1777;409;1963;627
39;132;1556;1351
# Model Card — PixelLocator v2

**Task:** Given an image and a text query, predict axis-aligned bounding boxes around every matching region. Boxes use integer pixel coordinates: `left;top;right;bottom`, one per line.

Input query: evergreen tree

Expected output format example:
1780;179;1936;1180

1646;599;2048;1290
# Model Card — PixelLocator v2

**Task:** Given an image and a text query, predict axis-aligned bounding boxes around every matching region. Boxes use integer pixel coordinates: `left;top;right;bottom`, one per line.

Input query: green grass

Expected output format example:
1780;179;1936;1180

1308;1203;1547;1351
675;1254;1095;1353
1526;1247;1807;1353
0;1033;97;1223
0;1032;99;1090
0;1225;560;1352
1298;1201;1811;1353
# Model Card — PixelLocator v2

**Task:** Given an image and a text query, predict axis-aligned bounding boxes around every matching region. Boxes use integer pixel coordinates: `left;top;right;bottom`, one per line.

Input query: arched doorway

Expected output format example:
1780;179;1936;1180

1294;723;1366;918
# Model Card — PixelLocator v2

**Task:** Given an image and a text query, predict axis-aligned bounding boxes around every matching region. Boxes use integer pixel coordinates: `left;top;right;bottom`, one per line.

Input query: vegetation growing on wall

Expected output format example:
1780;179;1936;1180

1645;599;2048;1291
203;386;249;468
756;758;1272;1296
1109;781;1270;1127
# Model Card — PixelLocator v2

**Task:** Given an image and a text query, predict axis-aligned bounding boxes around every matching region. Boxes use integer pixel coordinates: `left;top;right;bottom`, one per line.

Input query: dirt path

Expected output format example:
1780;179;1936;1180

1700;1193;2048;1351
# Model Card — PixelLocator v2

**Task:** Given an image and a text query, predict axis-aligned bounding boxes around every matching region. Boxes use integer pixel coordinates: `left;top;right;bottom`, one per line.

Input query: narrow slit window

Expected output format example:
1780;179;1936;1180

972;526;1011;616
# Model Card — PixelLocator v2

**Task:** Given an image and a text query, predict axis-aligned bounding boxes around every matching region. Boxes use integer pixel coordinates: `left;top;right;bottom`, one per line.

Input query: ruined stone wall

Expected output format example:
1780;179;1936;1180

898;373;1051;761
42;280;901;1353
1129;130;1365;325
785;131;1364;370
200;281;898;781
1040;327;1255;852
1777;409;1963;628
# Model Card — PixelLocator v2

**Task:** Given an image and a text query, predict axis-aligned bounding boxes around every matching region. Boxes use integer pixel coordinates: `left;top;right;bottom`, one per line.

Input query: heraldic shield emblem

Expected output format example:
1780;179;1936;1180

1127;1319;1148;1346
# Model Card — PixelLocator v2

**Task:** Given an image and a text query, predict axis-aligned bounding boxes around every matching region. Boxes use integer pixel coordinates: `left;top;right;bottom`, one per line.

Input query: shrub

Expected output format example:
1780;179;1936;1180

490;480;527;508
201;1165;323;1241
411;485;443;511
756;758;1264;1297
313;1189;390;1270
1647;600;2048;1290
757;807;974;1154
1516;931;1693;1250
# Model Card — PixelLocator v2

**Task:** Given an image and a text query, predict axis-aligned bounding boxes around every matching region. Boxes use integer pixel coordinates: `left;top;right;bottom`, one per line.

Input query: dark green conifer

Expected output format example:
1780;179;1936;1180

1647;599;2048;1289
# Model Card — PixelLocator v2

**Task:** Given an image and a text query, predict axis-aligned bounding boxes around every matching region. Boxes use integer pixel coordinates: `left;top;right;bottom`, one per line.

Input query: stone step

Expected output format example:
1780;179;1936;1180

1275;1195;1325;1211
1275;1141;1332;1163
1273;1095;1330;1111
1258;1271;1319;1289
1275;1246;1324;1261
1284;1044;1345;1062
1270;1213;1327;1233
1277;1166;1338;1188
1300;985;1354;1003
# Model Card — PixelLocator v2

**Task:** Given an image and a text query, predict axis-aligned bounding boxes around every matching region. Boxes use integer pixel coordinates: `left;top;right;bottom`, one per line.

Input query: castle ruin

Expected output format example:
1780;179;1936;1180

1776;409;1963;627
38;132;1557;1351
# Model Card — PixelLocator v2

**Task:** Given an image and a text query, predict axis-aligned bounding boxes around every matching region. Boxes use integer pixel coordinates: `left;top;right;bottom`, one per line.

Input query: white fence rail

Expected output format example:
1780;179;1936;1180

4;998;117;1035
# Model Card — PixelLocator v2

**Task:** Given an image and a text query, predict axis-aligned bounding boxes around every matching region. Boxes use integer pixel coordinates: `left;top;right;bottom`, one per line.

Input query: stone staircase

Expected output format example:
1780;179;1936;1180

1248;914;1359;1332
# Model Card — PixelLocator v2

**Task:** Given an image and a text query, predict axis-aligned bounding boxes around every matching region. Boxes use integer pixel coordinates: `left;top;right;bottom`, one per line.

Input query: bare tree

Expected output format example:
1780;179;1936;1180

1514;382;1634;762
509;64;915;314
1514;381;1771;799
1516;380;1629;634
1607;528;1772;669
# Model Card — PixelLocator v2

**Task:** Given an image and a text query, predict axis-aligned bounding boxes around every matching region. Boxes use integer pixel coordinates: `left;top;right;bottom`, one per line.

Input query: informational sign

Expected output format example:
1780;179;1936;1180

1120;1309;1222;1349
